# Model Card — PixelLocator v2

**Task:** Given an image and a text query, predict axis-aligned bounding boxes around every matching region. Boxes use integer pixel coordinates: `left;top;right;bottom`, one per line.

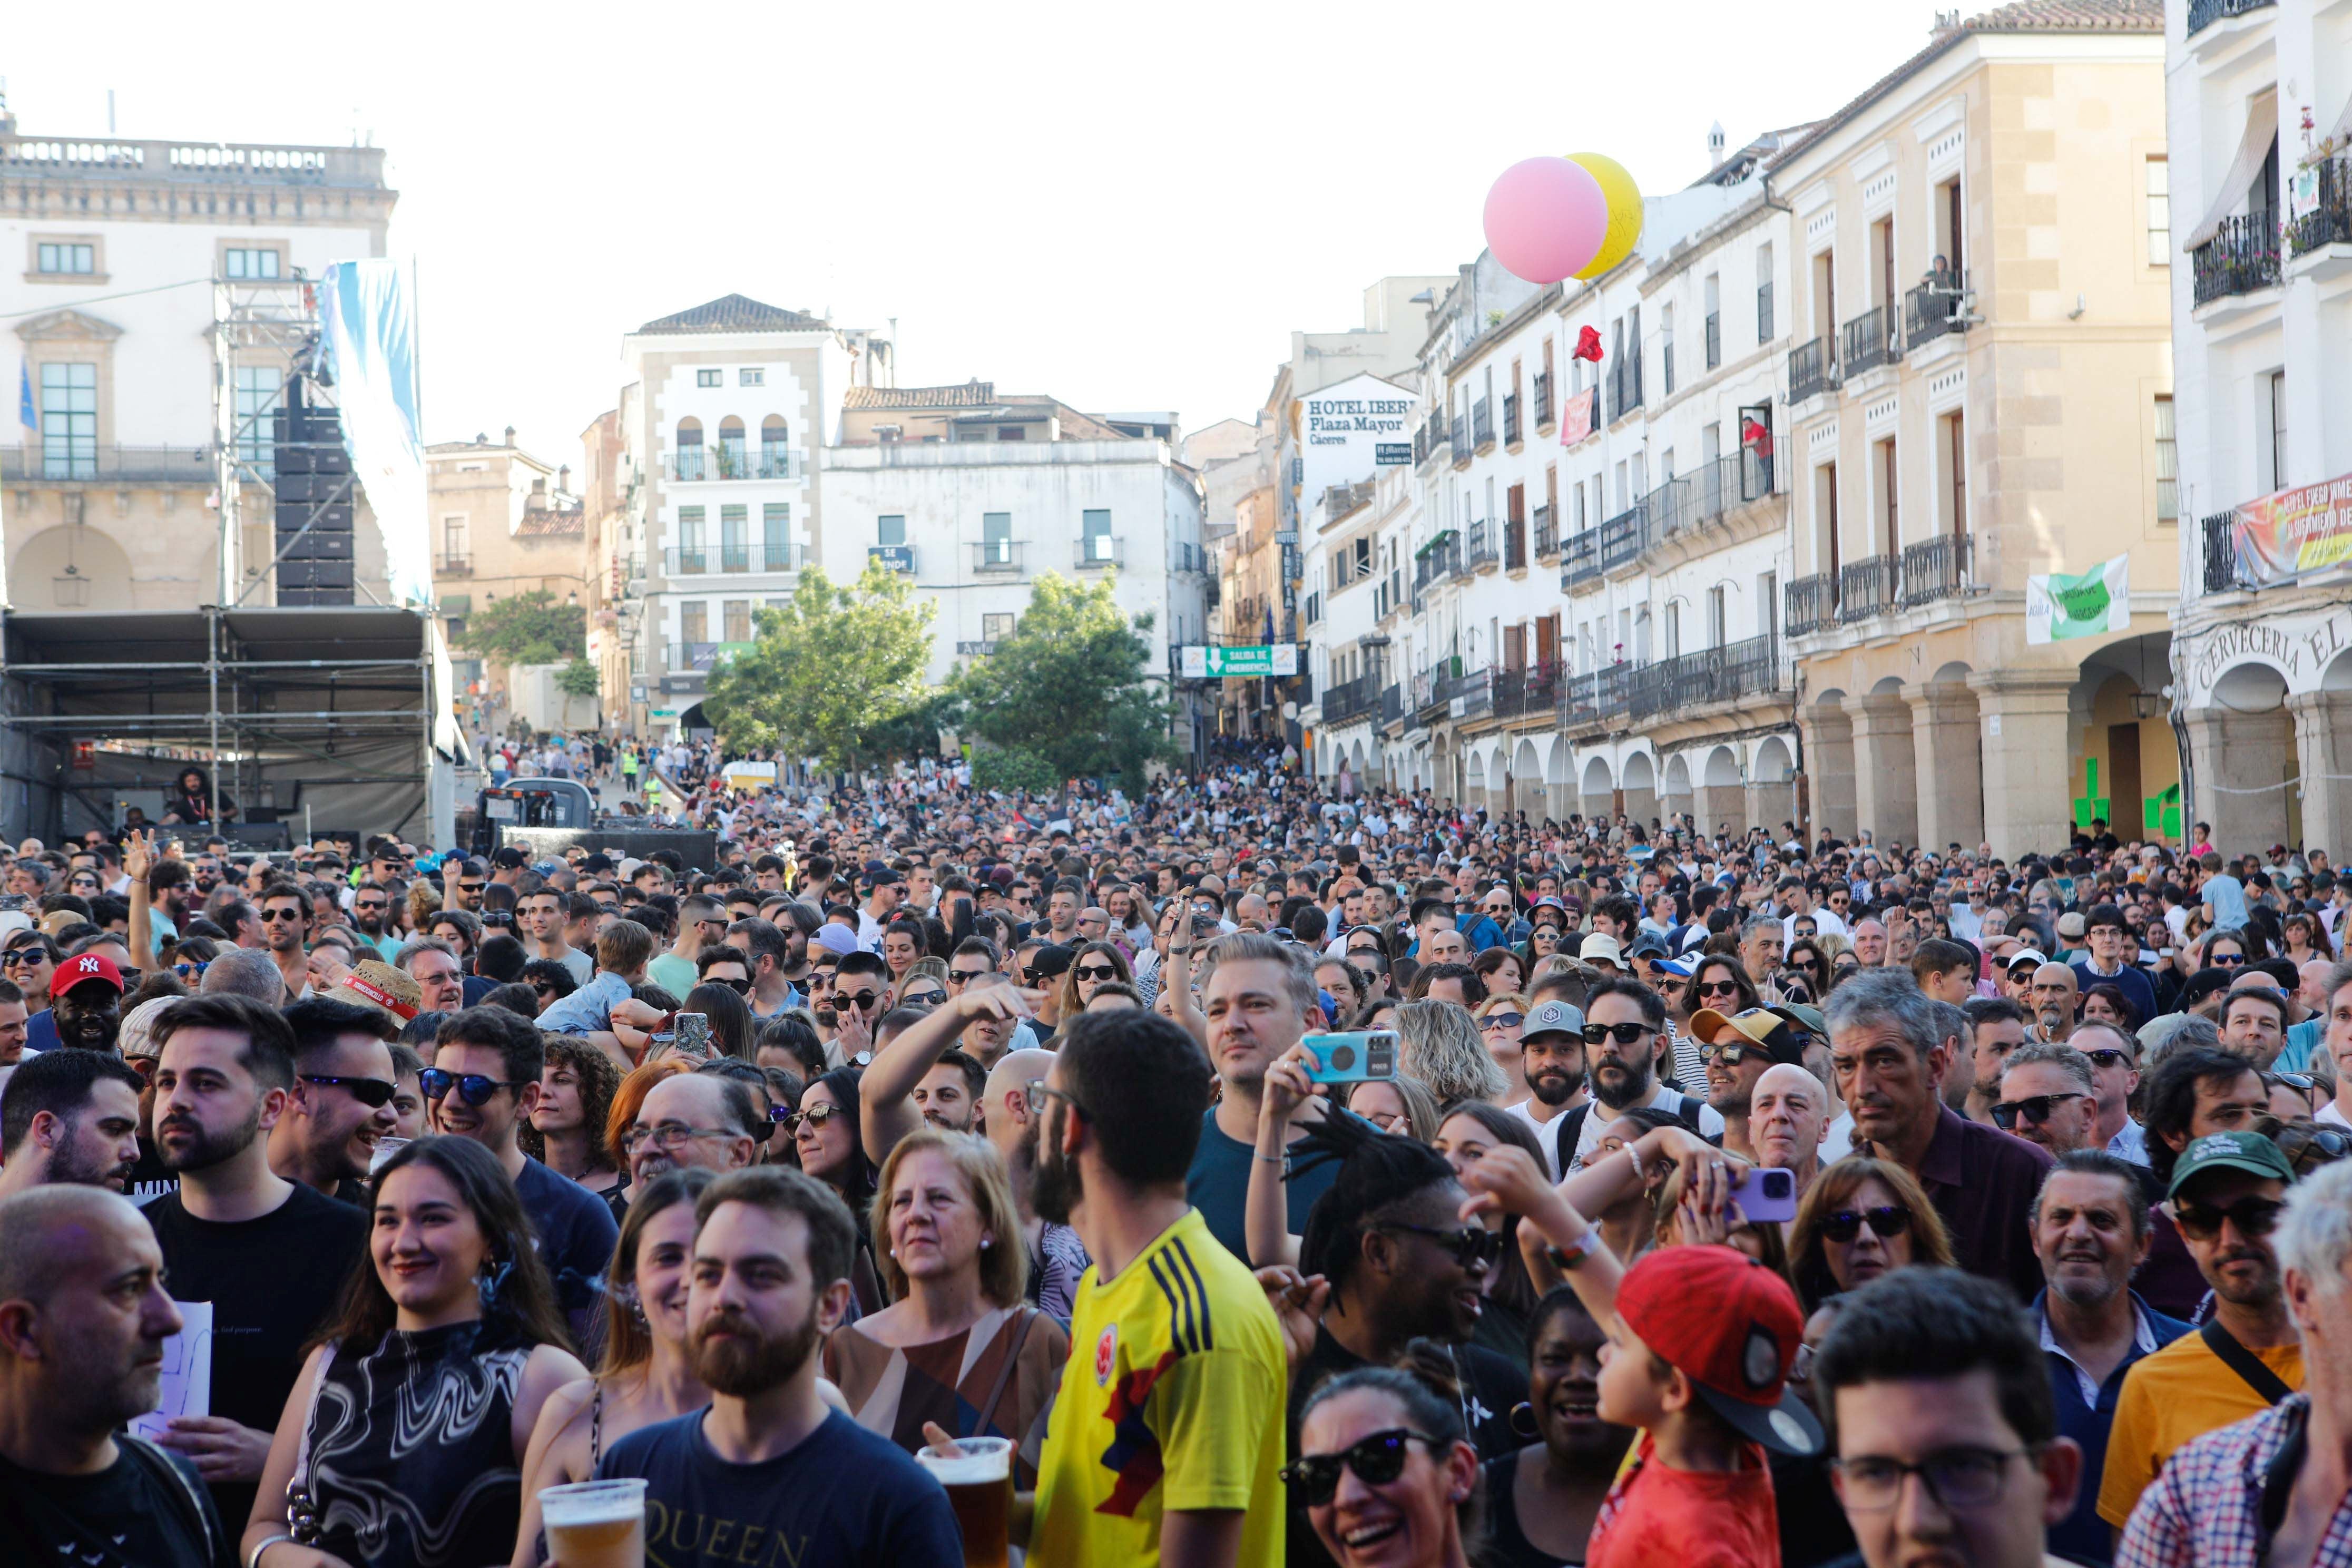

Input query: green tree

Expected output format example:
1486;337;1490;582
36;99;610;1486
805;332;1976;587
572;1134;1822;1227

704;562;935;770
955;573;1173;788
455;589;584;665
556;658;599;699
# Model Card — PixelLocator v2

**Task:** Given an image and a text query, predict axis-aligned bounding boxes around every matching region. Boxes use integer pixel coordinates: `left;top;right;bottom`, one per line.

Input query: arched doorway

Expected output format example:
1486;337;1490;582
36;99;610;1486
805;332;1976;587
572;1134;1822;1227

1622;750;1658;829
1580;754;1615;825
1698;745;1743;838
1748;737;1797;839
2183;663;2297;851
9;523;135;610
1660;752;1694;830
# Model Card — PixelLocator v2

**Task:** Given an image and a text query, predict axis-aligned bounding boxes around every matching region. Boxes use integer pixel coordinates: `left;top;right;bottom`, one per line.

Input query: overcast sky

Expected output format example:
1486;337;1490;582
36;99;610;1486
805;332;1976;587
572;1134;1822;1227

11;0;1945;468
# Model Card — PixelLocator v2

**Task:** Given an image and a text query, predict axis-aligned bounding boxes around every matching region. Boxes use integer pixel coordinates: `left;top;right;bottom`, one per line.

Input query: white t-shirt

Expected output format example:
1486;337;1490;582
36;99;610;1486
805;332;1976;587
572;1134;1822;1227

1505;1097;1578;1178
1567;1083;1727;1171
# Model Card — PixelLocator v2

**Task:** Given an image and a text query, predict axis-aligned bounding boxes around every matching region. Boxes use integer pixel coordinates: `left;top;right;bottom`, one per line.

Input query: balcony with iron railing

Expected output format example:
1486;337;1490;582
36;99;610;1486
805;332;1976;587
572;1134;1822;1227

2203;510;2249;594
1559;662;1634;730
973;540;1025;574
1074;534;1124;569
2187;0;2275;35
1532;504;1559;560
667;543;806;576
1599;504;1645;572
1841;303;1903;376
1898;534;1974;607
1785;572;1831;636
1465;521;1498;574
1502;394;1522;447
1436;662;1491;720
1837;556;1893;622
1608;354;1644;422
1789;337;1837;403
1322;673;1381;725
2292;155;2352;256
1532;372;1554;429
1562;527;1602;589
1904;275;1972;348
1414;659;1455;719
668;448;796;483
2193;212;2284;306
1472;398;1495;452
2;444;218;483
1450;414;1470;467
437;553;472;577
1381;683;1405;727
1626;633;1783;720
1491;660;1563;720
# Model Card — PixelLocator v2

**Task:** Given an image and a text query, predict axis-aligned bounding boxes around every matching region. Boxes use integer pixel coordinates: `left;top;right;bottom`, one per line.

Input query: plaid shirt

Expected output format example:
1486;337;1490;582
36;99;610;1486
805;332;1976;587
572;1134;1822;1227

2115;1395;2352;1567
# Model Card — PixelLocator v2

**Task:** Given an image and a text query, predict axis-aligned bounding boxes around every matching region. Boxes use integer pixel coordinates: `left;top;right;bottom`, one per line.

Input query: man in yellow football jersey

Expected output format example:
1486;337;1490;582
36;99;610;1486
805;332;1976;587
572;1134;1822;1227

1022;1007;1288;1568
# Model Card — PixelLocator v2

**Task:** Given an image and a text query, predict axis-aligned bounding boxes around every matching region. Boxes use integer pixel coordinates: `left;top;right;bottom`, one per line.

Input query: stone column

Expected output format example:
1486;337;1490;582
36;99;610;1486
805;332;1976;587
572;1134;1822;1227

2290;692;2352;857
1905;682;1986;852
1845;692;1922;848
1697;783;1746;837
1746;777;1796;837
2180;705;2295;854
1797;709;1857;841
1971;673;2079;860
1623;783;1659;829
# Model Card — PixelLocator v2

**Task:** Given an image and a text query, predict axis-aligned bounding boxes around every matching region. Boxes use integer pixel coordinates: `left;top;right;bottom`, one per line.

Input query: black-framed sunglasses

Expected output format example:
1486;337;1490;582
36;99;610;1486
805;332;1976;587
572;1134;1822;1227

2081;1047;2133;1071
301;1073;398;1109
947;966;991;985
2210;952;2248;967
2170;1194;2287;1242
1693;979;1742;999
1818;1205;1913;1244
705;976;752;994
1281;1428;1441;1506
1990;1092;2086;1130
1074;963;1121;983
783;1102;849;1134
1580;1021;1653;1046
417;1069;526;1106
1377;1221;1503;1272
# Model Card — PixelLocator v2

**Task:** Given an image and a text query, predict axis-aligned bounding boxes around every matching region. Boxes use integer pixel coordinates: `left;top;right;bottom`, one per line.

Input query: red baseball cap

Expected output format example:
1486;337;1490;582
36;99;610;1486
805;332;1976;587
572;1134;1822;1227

1615;1245;1821;1456
50;951;124;999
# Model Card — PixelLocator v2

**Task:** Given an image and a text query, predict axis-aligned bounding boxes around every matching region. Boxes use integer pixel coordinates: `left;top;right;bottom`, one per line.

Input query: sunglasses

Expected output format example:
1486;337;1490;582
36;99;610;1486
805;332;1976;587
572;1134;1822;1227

1695;979;1742;999
1377;1221;1504;1271
838;989;880;1012
1480;1012;1525;1032
2081;1047;2133;1071
1581;1021;1653;1045
704;976;752;994
2210;952;2247;967
417;1069;527;1106
173;962;210;979
355;900;388;913
1;950;44;968
783;1102;848;1134
2171;1194;2287;1242
1819;1205;1914;1244
531;981;559;995
1990;1092;2087;1130
301;1073;397;1109
1075;964;1120;982
1281;1429;1440;1507
948;967;991;985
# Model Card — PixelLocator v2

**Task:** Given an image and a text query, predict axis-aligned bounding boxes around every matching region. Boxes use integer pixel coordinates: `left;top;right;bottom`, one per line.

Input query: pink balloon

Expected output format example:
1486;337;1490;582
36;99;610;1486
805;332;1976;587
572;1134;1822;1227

1482;156;1609;285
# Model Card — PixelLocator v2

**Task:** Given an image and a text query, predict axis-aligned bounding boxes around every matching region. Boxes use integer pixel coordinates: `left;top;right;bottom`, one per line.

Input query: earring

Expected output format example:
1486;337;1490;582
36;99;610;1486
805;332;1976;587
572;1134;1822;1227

979;1237;993;1250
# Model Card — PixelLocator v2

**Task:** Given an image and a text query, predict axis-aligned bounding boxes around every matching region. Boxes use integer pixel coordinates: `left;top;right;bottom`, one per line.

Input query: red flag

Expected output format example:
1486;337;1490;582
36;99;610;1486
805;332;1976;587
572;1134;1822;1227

1573;325;1603;362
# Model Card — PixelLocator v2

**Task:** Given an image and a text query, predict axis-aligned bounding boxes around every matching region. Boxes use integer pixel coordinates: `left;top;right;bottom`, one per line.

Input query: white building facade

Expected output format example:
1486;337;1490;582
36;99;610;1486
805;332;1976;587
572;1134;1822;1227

2164;0;2352;853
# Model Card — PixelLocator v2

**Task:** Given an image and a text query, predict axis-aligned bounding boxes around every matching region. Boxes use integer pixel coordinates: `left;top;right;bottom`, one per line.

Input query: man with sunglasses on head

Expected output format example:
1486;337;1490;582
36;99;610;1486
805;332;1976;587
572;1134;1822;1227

426;1005;617;1348
1691;1004;1808;1165
141;993;367;1531
265;997;400;1205
726;916;803;1018
2099;1131;2304;1535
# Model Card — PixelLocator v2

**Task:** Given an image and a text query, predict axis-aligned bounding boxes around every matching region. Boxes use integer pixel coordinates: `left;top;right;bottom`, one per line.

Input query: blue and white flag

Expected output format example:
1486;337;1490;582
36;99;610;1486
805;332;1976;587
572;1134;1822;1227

318;260;429;605
17;360;34;432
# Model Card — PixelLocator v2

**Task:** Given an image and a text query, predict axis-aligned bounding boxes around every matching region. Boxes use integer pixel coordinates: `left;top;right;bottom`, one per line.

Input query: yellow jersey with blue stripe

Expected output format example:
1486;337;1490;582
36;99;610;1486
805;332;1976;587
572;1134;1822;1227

1029;1208;1286;1568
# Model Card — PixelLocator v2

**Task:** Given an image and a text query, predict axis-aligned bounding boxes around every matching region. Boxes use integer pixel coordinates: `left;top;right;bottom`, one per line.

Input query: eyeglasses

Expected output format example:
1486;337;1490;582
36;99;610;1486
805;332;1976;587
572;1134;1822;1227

704;976;752;994
1990;1092;2088;1130
782;1103;849;1134
1479;1012;1525;1033
1831;1447;2035;1512
301;1074;398;1109
1818;1205;1914;1244
1281;1429;1440;1507
2170;1194;2287;1242
417;1069;527;1106
1581;1021;1653;1046
621;1122;734;1153
1376;1222;1504;1272
1075;964;1120;983
1024;1081;1089;1119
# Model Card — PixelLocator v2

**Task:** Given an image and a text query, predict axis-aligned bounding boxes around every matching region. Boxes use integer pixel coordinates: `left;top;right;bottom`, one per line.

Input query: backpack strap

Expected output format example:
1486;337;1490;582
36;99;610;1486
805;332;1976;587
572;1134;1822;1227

2200;1319;2294;1406
1552;1104;1591;1174
118;1434;219;1566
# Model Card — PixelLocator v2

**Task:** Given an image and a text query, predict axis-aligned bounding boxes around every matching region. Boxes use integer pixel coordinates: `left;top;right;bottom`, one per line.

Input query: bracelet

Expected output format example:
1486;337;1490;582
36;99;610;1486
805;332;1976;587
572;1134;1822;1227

248;1535;296;1568
1256;1151;1289;1166
1545;1229;1599;1270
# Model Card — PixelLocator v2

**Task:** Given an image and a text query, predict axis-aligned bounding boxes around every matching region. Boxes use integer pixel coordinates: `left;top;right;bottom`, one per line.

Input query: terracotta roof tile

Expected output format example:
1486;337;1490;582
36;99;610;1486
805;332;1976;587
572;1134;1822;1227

842;381;998;409
636;293;823;335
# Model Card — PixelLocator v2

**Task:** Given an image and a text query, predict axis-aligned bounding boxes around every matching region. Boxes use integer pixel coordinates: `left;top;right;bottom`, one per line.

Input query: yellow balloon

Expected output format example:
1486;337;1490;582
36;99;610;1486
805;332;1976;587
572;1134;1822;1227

1569;153;1643;280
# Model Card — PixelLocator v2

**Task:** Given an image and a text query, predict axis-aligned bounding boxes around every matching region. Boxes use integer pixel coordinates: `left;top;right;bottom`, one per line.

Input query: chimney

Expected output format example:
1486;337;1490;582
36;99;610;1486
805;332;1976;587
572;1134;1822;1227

558;464;570;492
503;425;516;447
1708;121;1727;166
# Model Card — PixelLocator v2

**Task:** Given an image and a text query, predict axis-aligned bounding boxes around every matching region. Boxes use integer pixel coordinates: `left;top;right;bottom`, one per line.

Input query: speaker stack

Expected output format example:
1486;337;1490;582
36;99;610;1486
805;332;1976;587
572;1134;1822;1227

273;389;355;605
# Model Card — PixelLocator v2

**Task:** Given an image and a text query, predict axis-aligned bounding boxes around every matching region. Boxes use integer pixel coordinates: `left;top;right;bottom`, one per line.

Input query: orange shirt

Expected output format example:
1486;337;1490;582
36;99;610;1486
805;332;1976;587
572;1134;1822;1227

1587;1432;1781;1568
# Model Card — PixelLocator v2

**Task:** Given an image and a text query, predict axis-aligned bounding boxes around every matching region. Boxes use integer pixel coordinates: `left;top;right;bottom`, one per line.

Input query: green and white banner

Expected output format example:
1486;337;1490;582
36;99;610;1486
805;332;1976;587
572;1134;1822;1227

2025;554;2131;644
1180;644;1298;678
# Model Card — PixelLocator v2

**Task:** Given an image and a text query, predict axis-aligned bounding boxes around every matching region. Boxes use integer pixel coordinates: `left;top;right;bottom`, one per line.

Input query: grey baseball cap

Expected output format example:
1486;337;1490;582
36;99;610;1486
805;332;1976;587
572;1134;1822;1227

1523;999;1586;1041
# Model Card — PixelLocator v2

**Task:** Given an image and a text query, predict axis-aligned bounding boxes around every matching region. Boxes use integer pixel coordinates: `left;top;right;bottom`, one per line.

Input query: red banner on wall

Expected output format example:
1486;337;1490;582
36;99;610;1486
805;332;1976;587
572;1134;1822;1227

2235;469;2352;586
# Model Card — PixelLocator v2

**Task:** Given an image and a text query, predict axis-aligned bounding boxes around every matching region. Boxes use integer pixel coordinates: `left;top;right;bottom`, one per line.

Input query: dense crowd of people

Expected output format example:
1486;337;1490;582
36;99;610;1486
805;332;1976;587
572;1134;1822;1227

0;756;2348;1568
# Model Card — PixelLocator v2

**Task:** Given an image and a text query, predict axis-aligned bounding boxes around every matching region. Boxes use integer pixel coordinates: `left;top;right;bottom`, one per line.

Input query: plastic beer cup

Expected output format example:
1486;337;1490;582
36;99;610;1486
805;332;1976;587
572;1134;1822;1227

538;1477;646;1568
915;1435;1012;1568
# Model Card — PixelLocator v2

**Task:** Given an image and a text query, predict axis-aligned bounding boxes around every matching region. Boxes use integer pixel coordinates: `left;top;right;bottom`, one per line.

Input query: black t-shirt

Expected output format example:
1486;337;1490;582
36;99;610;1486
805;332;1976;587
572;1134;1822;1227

594;1408;962;1568
145;1180;368;1530
0;1438;235;1568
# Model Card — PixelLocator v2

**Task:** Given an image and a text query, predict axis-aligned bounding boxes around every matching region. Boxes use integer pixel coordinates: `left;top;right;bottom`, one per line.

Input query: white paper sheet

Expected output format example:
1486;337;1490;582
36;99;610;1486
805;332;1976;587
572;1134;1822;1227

130;1300;212;1441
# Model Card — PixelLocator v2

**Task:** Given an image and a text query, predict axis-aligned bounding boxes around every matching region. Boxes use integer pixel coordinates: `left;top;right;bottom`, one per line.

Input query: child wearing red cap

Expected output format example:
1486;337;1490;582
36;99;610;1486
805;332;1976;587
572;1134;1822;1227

1461;1145;1819;1568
